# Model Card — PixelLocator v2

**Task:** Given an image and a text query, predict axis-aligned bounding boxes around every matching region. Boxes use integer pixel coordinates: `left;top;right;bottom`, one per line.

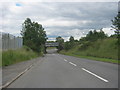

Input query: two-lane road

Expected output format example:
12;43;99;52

8;49;118;88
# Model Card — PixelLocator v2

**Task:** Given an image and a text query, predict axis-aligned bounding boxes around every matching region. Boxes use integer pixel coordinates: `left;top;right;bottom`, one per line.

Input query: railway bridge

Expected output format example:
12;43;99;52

45;42;59;47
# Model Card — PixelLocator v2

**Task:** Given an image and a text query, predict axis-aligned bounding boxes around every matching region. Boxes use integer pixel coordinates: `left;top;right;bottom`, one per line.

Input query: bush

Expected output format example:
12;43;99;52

79;41;91;50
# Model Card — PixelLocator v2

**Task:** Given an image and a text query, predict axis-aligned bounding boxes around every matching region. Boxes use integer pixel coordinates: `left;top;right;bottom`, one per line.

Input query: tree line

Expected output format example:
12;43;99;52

56;10;120;52
56;29;108;51
20;8;119;54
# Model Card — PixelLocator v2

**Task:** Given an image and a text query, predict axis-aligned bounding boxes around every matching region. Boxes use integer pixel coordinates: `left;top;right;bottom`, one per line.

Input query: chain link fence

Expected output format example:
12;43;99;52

2;33;23;51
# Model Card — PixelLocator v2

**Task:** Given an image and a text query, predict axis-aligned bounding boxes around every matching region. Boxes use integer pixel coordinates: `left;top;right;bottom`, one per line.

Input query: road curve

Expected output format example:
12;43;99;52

7;49;118;88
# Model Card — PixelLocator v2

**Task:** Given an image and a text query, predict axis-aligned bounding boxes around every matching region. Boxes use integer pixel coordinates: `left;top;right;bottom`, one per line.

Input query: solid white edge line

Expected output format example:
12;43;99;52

1;59;44;88
1;65;33;88
69;62;77;66
82;68;109;82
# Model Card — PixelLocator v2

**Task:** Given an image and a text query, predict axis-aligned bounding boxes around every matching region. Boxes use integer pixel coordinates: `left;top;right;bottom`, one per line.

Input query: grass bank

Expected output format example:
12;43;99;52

2;46;42;66
60;38;119;64
60;50;119;64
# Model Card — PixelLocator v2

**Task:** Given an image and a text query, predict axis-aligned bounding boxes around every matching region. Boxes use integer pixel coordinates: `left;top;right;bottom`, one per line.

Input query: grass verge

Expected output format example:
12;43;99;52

0;50;2;67
2;46;42;66
60;50;119;64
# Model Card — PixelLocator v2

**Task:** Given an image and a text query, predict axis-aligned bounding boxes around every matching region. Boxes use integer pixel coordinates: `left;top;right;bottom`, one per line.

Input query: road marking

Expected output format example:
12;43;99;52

1;64;33;88
64;59;67;62
82;68;109;82
1;59;44;88
69;62;77;66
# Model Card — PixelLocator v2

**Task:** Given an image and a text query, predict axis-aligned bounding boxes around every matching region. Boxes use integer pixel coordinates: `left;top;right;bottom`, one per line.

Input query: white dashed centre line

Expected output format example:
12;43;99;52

82;68;109;82
69;62;77;66
64;59;67;62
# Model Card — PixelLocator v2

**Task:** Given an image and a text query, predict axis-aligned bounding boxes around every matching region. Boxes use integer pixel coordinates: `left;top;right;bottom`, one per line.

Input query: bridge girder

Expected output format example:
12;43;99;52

45;42;59;47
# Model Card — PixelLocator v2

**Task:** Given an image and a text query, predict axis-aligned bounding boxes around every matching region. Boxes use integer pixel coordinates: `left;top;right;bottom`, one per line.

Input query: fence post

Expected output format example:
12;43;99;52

8;34;9;50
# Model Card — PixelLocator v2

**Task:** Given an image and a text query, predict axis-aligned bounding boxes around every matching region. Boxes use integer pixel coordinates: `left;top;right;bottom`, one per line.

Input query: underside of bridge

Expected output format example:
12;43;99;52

45;42;59;53
45;42;59;47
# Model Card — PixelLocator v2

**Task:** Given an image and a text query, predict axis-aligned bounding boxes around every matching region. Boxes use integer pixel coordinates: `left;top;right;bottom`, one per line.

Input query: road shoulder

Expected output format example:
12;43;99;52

2;57;43;88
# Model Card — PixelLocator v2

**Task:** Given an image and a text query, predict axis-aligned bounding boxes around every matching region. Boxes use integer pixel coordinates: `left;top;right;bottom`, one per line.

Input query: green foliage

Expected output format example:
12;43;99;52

79;41;91;50
111;11;120;60
21;18;47;53
69;36;74;42
63;36;79;51
0;50;2;67
64;41;71;51
69;36;75;47
111;12;120;35
80;29;107;43
61;37;118;60
84;38;117;60
60;50;118;64
78;29;108;54
47;47;56;49
2;47;40;66
60;29;118;61
110;34;118;38
56;36;64;51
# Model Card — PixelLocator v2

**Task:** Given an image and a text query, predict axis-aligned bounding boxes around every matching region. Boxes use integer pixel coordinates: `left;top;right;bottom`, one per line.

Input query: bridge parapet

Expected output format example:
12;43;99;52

45;42;59;47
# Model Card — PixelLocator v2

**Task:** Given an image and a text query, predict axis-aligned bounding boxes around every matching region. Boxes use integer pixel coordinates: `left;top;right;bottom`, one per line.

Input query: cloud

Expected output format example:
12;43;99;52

0;0;119;2
1;2;118;40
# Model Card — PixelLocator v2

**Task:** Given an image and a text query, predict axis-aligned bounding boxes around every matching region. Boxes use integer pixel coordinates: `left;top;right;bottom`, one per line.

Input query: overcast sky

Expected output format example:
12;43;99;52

0;1;118;41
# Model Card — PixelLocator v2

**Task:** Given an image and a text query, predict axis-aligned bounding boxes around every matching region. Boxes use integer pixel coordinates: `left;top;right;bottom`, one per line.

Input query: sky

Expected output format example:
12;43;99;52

0;1;119;41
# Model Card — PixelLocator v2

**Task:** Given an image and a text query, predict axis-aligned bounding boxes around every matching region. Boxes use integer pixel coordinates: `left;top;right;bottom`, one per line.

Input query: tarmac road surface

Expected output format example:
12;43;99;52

7;49;118;88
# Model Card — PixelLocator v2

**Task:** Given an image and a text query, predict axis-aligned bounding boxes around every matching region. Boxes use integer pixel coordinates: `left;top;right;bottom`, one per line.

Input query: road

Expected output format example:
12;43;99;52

7;49;118;88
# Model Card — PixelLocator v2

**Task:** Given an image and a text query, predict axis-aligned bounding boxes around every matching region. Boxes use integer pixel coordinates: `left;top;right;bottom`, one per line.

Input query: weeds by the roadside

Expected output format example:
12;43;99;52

2;46;41;66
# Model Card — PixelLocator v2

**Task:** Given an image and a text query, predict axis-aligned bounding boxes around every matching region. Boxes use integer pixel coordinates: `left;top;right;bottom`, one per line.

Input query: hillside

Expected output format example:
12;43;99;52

60;37;118;63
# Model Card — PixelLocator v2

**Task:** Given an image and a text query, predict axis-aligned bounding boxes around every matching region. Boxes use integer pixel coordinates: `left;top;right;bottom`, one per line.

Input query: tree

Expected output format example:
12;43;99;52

21;18;47;53
69;36;74;42
64;41;71;51
69;36;75;48
111;11;120;36
85;29;107;42
21;18;32;45
111;6;120;60
86;30;94;41
56;36;64;51
98;28;107;39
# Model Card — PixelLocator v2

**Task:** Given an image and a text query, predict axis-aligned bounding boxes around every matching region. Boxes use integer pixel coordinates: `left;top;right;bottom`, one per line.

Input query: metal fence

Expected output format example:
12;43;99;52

0;32;2;51
2;33;23;51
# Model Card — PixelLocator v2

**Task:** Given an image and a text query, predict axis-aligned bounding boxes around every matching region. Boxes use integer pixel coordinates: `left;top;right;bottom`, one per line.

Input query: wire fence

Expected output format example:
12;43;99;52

2;33;23;51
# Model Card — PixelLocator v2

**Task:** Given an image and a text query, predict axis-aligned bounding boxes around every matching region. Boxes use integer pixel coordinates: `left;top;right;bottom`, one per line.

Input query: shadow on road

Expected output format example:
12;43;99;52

46;48;58;54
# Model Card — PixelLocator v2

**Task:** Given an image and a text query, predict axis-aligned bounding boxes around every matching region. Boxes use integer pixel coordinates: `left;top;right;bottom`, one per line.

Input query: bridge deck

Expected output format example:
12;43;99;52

45;42;59;47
